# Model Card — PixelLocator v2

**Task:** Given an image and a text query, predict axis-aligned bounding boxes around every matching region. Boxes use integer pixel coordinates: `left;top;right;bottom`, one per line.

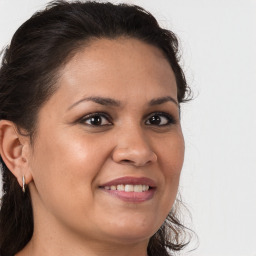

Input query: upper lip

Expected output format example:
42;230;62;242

99;176;157;188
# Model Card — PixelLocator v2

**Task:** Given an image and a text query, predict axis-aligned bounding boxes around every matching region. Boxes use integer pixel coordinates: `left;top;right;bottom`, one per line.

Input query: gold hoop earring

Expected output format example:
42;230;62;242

22;175;26;193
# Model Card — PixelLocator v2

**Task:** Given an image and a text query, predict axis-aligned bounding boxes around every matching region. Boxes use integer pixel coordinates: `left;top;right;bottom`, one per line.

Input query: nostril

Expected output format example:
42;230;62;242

122;159;132;163
112;147;157;166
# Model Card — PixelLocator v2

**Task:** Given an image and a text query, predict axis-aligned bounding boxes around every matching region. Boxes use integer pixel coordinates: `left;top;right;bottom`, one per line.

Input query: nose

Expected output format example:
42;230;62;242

112;126;157;167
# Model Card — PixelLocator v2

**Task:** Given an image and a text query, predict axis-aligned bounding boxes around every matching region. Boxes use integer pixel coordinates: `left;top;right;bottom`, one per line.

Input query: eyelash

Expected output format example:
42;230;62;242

79;111;176;127
79;112;112;126
146;112;176;126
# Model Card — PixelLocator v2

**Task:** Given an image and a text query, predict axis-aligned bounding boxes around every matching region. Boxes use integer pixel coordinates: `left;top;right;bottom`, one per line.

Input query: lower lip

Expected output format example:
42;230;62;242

100;188;156;203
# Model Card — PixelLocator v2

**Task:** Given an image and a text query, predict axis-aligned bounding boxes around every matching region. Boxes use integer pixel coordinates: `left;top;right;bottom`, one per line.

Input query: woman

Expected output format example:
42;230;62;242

0;1;191;256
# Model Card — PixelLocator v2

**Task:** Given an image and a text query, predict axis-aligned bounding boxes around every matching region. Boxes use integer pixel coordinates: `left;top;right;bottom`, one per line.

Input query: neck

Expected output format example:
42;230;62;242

17;237;149;256
17;190;150;256
16;215;149;256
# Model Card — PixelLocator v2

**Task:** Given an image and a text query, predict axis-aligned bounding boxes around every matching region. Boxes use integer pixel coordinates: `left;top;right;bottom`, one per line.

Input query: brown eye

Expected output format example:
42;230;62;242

81;113;112;126
145;112;175;126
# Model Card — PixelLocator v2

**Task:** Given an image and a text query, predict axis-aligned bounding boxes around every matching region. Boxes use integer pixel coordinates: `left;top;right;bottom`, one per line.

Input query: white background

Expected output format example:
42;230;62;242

0;0;256;256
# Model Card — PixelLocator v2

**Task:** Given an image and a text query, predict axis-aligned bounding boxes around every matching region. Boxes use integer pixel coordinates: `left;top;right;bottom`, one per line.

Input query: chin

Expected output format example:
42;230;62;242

107;229;154;245
100;215;161;244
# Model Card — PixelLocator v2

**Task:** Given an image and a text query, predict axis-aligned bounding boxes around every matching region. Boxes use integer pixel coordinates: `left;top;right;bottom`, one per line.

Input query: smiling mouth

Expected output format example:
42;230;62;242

99;176;156;202
103;184;150;192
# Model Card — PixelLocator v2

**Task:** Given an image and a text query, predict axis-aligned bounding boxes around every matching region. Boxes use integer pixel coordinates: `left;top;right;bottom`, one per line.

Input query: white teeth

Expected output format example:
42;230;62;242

104;184;150;192
134;185;142;192
125;184;133;192
117;184;125;191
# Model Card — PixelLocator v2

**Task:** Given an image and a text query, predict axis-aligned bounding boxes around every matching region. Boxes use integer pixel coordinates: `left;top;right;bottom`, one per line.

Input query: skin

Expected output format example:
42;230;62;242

0;38;184;256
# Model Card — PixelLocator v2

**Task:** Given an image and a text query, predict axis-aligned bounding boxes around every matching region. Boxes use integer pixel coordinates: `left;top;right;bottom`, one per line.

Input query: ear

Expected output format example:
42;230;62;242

0;120;33;188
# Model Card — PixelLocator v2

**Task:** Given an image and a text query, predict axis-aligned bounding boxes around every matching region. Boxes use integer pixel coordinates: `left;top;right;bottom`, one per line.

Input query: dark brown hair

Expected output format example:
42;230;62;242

0;1;191;255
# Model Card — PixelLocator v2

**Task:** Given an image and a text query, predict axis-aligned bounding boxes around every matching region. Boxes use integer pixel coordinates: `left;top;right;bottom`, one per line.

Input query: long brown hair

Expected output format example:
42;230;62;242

0;1;192;255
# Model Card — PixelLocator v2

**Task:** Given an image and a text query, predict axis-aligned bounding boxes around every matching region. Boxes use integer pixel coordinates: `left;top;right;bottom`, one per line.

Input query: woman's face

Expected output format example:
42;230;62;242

27;38;184;245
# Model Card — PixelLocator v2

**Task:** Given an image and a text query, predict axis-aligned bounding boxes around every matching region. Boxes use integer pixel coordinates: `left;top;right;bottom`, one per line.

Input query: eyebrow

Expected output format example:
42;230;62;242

67;96;121;111
67;95;178;111
149;96;178;106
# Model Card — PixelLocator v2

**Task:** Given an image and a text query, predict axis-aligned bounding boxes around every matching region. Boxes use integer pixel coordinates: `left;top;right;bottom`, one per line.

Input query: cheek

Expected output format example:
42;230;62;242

159;130;184;174
157;132;184;205
29;130;109;213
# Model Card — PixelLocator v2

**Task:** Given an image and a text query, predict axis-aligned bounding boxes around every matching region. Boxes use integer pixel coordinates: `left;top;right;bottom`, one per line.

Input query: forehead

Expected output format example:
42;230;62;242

51;37;177;107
